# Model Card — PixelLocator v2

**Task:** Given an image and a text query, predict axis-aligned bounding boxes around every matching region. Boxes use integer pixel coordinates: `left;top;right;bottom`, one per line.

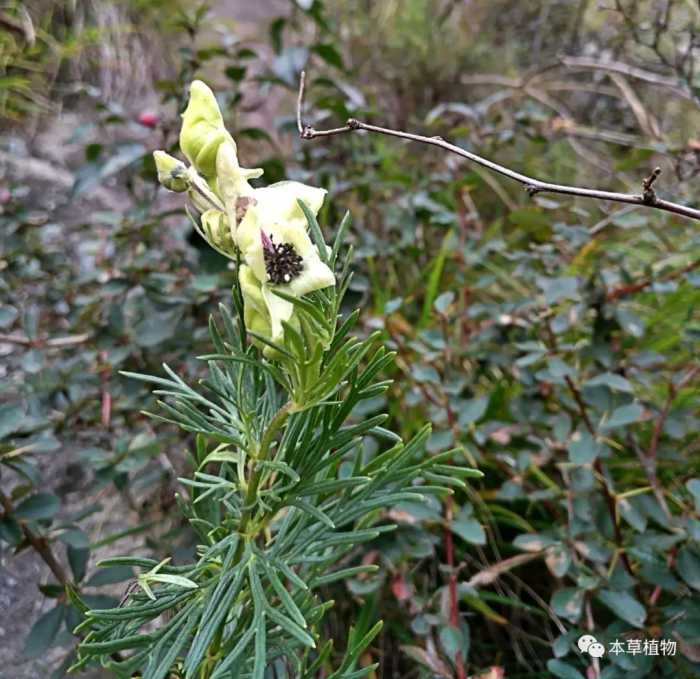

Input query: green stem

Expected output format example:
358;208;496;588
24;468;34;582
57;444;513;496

238;400;295;541
200;400;295;679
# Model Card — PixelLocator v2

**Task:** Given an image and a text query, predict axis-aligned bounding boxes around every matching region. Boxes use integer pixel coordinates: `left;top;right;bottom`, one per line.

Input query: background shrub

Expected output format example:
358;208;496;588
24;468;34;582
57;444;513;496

1;1;699;677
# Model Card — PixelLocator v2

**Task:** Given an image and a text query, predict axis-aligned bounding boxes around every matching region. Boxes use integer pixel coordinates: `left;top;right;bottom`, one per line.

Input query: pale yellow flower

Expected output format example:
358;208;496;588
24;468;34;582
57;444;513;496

238;210;334;349
215;141;333;350
152;149;224;215
154;79;335;354
153;151;188;193
179;80;234;178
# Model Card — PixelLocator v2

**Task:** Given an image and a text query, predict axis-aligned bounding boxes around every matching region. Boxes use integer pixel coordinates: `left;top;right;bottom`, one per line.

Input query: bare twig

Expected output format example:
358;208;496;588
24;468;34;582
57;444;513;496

99;350;112;429
647;365;700;461
542;322;634;577
0;333;91;348
0;8;35;43
608;73;661;139
296;71;306;136
588;205;639;236
297;72;700;221
560;55;697;104
444;495;467;679
606;257;700;301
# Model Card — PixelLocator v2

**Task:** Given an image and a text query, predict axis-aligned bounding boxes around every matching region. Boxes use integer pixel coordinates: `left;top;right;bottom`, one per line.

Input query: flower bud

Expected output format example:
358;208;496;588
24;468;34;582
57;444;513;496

153;151;189;192
179;80;234;178
201;209;235;256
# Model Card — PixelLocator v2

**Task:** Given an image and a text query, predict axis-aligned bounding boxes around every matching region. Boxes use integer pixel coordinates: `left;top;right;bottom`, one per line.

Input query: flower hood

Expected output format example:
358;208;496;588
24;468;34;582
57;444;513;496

154;79;335;354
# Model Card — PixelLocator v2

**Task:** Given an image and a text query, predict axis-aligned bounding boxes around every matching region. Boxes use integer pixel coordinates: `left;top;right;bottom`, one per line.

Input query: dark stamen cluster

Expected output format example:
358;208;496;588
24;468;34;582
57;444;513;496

263;236;304;284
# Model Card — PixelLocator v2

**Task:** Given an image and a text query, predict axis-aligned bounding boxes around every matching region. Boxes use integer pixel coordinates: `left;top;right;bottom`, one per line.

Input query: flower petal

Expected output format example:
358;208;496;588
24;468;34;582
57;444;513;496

243;220;314;283
245;305;272;339
264;221;335;295
253;181;327;225
216;141;261;199
287;256;335;297
179;80;234;178
239;264;267;316
235;182;326;254
216;142;262;240
262;284;294;344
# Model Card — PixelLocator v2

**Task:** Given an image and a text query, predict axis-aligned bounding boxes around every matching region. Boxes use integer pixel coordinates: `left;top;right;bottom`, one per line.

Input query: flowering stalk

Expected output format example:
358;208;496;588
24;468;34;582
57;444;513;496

73;80;482;678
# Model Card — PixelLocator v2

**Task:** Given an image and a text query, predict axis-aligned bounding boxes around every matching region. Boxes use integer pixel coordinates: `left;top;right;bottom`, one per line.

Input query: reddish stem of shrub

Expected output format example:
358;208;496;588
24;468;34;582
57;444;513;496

444;398;467;679
0;489;67;585
445;495;467;679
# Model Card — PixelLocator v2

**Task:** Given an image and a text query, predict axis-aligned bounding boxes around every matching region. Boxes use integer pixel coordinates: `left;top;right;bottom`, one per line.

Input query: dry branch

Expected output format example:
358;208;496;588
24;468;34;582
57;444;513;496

297;72;700;222
560;55;697;103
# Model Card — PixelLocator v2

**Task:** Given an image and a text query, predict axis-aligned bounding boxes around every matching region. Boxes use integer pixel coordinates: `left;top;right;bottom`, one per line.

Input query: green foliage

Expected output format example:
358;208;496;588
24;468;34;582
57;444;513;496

365;208;700;674
3;1;700;677
277;2;700;675
0;0;190;121
73;207;480;677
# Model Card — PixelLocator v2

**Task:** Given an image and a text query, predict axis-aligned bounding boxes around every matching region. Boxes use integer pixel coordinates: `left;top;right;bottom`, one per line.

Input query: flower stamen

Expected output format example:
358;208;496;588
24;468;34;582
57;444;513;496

261;232;304;284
